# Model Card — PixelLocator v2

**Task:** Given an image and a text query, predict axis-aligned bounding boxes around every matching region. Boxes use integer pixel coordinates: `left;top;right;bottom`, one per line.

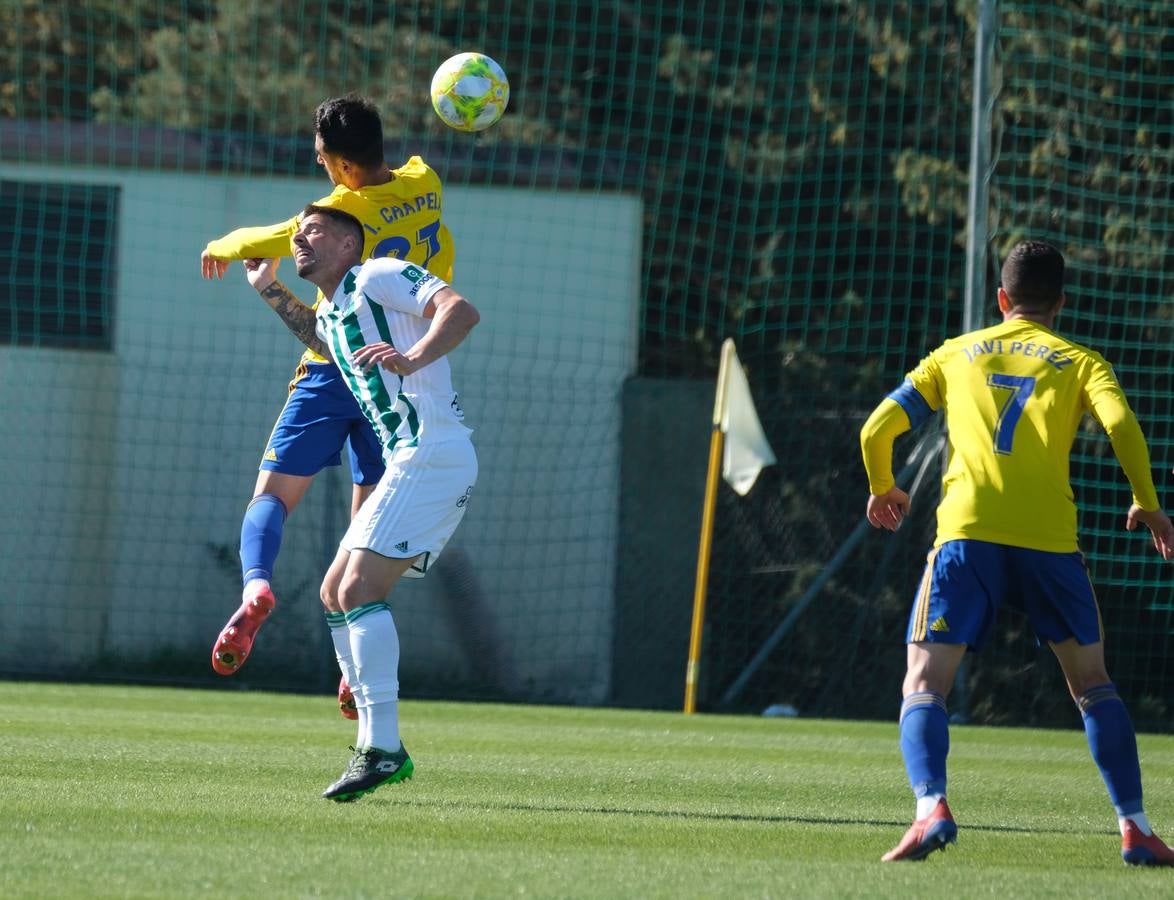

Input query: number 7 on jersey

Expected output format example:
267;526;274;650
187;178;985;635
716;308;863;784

987;373;1036;455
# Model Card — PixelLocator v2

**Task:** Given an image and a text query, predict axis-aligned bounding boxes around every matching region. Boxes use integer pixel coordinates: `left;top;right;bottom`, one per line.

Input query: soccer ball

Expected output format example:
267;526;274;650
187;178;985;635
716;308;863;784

430;52;510;133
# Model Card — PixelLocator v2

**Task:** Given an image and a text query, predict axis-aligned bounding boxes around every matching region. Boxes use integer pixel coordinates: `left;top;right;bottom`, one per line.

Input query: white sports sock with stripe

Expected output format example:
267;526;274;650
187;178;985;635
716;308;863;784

328;618;367;748
348;603;401;752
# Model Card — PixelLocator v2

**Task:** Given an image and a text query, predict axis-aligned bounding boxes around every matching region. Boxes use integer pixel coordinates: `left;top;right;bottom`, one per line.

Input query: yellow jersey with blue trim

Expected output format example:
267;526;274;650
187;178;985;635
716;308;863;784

878;319;1159;553
205;156;455;366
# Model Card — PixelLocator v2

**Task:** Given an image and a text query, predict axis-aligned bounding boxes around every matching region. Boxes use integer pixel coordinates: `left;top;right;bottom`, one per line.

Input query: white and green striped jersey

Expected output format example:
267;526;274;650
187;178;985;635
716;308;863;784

316;257;472;456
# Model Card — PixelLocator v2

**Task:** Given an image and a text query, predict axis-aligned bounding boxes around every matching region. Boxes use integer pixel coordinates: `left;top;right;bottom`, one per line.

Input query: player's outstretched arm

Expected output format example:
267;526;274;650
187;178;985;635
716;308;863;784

201;249;231;279
242;258;330;359
202;218;301;279
1126;505;1174;561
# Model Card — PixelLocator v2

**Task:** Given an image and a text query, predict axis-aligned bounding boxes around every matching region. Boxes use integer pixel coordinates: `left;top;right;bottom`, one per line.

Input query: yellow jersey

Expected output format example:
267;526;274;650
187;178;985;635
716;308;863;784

861;318;1159;552
205;156;455;366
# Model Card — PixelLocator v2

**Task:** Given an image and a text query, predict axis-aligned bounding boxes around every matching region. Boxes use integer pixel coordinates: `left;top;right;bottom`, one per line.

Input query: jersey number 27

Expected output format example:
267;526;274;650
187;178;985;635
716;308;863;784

373;220;442;269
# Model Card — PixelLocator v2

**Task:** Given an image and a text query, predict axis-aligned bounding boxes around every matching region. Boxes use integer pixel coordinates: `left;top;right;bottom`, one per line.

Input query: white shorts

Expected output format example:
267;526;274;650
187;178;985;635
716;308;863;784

341;438;477;577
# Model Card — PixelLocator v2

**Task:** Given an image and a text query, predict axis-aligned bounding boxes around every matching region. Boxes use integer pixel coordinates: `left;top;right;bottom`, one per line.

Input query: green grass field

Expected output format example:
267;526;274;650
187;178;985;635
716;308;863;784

2;683;1172;897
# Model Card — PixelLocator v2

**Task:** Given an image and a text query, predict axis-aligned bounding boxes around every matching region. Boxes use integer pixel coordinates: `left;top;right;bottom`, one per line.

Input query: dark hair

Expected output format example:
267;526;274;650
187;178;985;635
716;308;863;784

1000;241;1065;312
314;94;384;168
302;204;364;255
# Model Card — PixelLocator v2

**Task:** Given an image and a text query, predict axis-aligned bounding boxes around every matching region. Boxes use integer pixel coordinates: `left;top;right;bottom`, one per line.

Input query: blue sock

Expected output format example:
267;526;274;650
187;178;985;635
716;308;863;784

1078;683;1142;817
899;691;949;798
239;493;287;585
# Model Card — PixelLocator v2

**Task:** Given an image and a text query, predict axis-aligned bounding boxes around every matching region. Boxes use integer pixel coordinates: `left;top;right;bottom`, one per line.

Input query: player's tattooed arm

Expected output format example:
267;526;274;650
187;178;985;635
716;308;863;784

259;281;329;358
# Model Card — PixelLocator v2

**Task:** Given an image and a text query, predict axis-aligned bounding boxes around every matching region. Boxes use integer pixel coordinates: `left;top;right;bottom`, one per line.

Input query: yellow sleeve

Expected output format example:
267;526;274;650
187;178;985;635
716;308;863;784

205;216;300;260
905;348;945;410
1083;356;1160;511
860;398;912;495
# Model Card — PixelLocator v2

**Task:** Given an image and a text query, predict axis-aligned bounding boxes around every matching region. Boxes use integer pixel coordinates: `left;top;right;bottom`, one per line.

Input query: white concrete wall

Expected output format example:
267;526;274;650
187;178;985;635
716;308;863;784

0;164;640;703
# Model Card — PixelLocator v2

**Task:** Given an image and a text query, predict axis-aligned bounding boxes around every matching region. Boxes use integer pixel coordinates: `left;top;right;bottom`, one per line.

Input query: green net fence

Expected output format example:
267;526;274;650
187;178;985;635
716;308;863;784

1;1;1170;726
698;0;1174;729
977;1;1174;725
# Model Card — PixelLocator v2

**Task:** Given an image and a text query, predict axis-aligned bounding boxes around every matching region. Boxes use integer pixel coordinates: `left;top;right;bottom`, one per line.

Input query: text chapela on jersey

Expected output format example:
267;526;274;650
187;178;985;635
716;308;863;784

380;193;441;223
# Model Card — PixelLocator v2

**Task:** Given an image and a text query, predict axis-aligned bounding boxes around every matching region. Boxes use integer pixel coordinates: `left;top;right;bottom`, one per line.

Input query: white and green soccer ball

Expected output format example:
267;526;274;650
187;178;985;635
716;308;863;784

430;52;510;133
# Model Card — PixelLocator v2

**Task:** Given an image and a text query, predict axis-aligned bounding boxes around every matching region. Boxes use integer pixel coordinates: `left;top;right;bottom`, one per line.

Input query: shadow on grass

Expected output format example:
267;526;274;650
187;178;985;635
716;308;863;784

385;796;1116;835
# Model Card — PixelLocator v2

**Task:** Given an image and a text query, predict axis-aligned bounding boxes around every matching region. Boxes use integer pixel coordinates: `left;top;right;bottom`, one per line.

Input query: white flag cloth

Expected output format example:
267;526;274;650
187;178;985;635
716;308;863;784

719;343;776;495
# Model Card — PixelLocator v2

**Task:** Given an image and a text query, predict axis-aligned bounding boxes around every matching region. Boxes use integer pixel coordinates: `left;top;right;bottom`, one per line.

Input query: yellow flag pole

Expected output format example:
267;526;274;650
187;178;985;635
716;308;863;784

684;339;734;714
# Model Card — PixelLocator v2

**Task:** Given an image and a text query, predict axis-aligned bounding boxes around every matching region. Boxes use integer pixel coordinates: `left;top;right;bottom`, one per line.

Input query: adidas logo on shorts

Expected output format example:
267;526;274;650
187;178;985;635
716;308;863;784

395;541;409;553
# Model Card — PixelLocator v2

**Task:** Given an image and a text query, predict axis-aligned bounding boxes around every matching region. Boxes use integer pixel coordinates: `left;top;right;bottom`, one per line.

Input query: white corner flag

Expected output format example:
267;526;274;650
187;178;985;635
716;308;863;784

718;339;776;495
685;338;777;713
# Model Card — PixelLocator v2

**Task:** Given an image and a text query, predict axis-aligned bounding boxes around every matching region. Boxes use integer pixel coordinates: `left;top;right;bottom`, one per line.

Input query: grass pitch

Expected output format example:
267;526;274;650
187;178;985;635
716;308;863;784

1;683;1172;897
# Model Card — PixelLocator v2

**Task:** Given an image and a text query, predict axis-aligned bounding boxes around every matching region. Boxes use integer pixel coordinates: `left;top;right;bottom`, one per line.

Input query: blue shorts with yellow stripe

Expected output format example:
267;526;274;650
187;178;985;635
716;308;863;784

260;361;384;485
907;539;1102;651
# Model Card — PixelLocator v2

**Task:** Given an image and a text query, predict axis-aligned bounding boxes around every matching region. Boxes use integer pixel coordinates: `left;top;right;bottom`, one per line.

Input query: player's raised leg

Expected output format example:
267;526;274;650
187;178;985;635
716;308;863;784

212;471;312;674
213;368;365;676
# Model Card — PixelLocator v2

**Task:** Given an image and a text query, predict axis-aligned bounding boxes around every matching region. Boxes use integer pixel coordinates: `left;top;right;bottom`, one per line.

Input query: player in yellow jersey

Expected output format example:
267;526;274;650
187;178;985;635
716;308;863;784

199;96;456;722
860;241;1174;865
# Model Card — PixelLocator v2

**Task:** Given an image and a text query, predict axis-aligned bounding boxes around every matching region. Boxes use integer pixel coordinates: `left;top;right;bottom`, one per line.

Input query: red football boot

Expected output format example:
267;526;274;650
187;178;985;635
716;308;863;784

1122;820;1174;866
211;582;276;675
882;799;958;862
338;676;358;720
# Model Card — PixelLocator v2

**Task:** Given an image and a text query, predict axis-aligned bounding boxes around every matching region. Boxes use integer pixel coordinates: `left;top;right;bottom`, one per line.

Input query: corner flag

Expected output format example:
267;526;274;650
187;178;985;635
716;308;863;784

684;339;776;713
720;342;777;495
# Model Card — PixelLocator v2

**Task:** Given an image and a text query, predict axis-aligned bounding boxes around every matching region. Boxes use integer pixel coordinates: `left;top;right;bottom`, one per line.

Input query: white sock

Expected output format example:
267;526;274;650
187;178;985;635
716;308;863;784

366;700;401;754
1121;812;1152;837
348;603;401;752
916;794;944;820
243;577;270;600
328;619;367;748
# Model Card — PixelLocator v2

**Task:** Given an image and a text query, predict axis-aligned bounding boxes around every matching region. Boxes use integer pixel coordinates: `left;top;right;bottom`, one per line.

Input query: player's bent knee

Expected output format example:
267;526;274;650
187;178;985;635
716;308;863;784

335;579;384;613
1064;668;1113;699
319;580;342;613
253;471;314;513
316;572;342;614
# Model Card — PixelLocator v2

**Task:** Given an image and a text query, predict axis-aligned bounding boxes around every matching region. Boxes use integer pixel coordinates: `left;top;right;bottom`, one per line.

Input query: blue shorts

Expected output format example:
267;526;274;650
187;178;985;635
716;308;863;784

260;362;385;485
907;539;1102;651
